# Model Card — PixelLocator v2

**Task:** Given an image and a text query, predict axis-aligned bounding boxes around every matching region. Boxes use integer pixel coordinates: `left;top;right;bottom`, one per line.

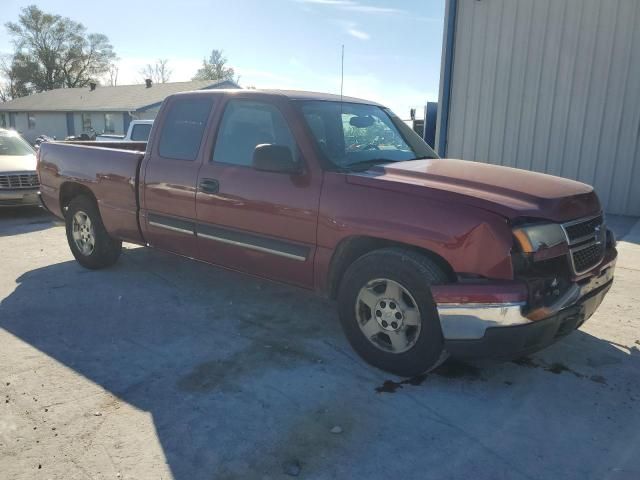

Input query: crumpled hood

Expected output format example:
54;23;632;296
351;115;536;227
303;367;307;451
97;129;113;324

0;154;37;173
347;159;600;222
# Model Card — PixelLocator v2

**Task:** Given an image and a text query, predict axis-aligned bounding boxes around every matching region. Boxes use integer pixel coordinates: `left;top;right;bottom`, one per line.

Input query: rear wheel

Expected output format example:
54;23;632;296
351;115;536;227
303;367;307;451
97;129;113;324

337;248;449;377
65;195;122;269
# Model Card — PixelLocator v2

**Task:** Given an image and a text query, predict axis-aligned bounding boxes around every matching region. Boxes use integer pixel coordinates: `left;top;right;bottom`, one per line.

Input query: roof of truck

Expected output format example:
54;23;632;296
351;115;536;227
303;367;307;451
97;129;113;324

261;89;384;105
173;88;384;106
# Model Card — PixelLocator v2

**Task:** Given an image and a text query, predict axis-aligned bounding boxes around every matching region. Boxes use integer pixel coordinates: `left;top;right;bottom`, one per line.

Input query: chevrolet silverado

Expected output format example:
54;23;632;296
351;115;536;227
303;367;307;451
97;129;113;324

38;89;617;376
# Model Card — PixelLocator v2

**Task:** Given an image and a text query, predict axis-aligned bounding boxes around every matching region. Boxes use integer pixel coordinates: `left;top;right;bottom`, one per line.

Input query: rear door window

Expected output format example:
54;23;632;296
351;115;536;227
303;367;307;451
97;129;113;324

158;98;213;161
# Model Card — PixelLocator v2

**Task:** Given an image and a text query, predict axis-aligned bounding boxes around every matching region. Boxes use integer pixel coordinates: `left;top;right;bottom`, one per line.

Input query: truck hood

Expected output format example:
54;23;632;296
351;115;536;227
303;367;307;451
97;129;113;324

347;159;600;222
0;154;37;173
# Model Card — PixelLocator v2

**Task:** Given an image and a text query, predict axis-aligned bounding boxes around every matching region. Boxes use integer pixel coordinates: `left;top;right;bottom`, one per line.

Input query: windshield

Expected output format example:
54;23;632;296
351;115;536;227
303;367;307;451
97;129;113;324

0;132;34;156
297;100;437;170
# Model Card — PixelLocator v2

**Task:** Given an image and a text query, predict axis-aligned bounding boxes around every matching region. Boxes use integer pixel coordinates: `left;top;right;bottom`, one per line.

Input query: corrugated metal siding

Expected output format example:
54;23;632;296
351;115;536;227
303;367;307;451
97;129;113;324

443;0;640;216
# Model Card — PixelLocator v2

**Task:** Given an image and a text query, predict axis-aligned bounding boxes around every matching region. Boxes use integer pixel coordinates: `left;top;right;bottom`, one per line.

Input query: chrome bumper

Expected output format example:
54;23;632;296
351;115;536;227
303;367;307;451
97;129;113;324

0;188;40;206
438;260;615;341
438;302;528;340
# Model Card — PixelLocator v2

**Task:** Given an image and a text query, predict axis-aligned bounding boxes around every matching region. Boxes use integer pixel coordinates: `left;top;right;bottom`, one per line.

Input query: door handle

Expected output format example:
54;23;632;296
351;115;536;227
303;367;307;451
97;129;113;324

199;178;219;194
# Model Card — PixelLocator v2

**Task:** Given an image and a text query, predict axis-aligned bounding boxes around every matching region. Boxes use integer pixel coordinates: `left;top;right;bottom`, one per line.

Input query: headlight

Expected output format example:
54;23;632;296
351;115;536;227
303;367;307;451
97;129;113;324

513;223;566;253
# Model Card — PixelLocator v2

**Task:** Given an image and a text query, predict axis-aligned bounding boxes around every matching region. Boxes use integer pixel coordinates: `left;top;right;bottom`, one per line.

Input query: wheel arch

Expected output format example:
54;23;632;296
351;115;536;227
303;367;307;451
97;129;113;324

326;235;456;299
59;182;98;216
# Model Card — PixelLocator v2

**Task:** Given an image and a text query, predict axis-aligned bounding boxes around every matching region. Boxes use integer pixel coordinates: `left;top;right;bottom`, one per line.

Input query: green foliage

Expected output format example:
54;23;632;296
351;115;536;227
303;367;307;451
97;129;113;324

1;5;116;99
192;49;237;83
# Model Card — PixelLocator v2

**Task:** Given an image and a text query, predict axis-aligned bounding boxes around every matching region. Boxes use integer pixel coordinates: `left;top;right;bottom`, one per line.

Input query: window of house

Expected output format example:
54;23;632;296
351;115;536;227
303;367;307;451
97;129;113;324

104;113;115;134
27;113;36;130
0;113;6;128
82;113;92;131
158;98;213;161
212;100;296;167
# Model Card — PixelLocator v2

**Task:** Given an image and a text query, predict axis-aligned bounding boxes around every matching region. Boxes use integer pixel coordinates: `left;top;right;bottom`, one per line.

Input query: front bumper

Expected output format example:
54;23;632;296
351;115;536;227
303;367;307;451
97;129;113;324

443;279;612;359
0;188;40;207
434;248;616;360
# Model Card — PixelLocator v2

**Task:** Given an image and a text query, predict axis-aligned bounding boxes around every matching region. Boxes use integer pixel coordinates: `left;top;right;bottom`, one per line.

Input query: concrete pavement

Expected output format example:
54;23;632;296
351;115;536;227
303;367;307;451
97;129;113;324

1;208;639;480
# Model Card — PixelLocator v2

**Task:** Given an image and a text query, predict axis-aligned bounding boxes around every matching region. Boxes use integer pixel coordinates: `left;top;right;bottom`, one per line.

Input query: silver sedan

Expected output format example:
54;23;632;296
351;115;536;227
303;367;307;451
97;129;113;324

0;129;39;207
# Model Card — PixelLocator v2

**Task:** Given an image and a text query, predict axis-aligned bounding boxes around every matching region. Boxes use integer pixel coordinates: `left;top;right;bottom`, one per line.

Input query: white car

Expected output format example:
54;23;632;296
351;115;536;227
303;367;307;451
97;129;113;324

0;129;39;207
96;120;153;143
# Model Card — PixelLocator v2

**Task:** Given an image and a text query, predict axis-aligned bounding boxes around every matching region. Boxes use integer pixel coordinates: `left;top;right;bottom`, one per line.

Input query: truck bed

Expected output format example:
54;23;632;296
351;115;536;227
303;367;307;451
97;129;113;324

60;140;147;151
38;141;146;244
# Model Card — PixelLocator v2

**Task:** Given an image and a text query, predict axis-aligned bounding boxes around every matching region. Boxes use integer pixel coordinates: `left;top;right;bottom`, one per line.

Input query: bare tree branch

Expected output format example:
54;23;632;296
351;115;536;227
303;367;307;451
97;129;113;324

140;59;172;84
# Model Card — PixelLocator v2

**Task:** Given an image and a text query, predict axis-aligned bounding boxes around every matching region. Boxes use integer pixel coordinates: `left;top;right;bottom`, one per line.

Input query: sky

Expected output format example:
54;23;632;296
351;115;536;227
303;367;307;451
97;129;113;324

0;0;445;118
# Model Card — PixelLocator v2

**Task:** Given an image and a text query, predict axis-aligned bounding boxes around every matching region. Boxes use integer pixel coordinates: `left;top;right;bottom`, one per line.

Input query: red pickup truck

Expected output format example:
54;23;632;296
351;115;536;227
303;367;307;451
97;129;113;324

38;89;617;376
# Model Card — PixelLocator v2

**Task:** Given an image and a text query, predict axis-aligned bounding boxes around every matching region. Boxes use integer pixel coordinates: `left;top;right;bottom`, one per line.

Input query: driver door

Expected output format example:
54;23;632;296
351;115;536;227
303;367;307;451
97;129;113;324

195;96;323;288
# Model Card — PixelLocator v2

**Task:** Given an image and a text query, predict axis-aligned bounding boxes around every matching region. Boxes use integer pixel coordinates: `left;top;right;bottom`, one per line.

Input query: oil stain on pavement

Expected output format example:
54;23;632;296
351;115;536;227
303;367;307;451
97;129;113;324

375;360;483;393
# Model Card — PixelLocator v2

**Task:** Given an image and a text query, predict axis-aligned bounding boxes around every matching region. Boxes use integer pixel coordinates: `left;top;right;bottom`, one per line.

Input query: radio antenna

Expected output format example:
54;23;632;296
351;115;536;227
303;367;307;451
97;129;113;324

340;44;344;102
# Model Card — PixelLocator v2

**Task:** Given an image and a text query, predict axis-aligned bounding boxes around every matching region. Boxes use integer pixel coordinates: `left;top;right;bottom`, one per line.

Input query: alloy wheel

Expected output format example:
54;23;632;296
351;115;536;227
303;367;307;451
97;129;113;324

355;278;422;354
71;211;96;256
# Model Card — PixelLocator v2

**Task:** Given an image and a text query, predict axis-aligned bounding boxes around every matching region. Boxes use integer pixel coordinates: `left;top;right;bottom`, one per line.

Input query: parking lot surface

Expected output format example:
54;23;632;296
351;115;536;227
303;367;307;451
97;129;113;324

1;208;639;480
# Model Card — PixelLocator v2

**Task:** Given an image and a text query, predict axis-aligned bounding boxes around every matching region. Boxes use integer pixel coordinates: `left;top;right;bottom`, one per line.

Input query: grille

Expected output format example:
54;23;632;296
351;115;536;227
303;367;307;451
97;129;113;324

0;173;39;189
572;242;605;274
562;214;606;275
564;214;603;243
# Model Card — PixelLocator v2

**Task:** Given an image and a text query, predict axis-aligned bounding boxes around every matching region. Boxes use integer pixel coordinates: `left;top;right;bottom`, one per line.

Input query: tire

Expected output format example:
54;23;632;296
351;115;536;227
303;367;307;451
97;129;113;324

337;247;449;377
65;195;122;269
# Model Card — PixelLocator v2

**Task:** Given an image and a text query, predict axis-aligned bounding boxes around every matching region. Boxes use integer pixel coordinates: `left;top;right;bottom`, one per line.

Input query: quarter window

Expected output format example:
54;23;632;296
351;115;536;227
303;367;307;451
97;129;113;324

212;100;296;167
158;98;213;161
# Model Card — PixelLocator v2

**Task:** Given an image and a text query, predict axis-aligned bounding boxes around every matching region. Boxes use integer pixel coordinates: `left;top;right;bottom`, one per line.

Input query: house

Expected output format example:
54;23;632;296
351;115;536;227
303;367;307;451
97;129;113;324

435;0;640;216
0;79;239;143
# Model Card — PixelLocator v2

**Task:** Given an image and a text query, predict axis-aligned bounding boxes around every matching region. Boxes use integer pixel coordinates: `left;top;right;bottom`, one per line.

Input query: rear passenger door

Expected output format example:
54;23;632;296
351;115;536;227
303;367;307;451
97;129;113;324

195;96;323;288
140;96;214;257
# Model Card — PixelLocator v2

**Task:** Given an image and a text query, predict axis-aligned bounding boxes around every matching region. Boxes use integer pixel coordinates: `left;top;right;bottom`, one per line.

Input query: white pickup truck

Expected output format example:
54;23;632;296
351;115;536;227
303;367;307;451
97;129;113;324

96;120;153;143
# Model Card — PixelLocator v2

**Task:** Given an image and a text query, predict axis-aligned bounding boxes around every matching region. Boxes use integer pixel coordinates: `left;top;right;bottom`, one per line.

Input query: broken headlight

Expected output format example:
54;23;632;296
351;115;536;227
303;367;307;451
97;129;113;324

513;223;566;253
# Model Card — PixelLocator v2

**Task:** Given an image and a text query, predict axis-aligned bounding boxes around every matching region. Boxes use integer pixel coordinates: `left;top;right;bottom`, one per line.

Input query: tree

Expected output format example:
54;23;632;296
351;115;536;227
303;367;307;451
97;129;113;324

140;59;171;84
3;5;116;97
0;55;19;101
192;49;236;82
106;62;119;86
0;53;33;101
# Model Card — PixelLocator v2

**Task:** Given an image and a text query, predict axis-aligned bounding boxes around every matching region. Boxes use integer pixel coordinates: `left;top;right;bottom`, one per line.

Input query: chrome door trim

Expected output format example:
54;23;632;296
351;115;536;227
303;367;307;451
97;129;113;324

147;213;195;235
196;223;309;262
197;232;306;261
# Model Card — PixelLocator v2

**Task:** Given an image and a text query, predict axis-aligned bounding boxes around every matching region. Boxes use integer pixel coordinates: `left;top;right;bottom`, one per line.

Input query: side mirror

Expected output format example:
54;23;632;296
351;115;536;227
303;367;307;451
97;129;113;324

252;144;301;174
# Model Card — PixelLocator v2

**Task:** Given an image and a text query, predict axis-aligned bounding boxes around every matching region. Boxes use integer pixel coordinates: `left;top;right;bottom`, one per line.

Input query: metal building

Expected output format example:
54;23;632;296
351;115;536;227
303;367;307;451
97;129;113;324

435;0;640;216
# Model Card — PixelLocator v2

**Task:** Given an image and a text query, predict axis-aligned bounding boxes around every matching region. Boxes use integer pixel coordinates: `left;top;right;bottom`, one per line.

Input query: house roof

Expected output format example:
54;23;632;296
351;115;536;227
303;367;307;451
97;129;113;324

0;79;239;113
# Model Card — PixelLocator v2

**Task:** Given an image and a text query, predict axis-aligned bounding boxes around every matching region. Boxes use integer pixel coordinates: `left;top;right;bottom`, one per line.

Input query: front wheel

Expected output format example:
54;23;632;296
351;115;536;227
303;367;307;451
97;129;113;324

65;195;122;269
337;248;449;377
